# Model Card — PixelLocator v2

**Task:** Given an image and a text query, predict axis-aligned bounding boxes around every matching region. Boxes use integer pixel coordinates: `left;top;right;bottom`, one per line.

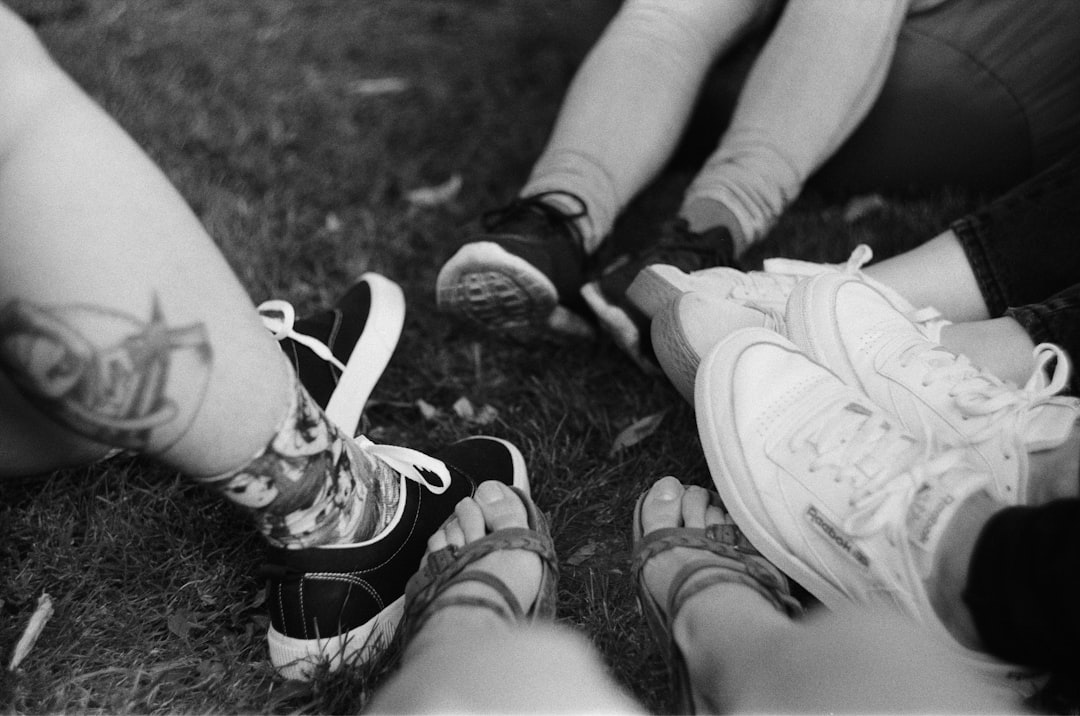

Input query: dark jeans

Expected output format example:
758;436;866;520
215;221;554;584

951;146;1080;394
952;148;1080;680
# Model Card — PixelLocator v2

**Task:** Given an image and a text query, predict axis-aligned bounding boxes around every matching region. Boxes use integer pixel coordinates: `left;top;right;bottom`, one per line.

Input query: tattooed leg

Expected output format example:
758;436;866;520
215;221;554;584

0;296;212;453
0;295;400;547
194;373;401;548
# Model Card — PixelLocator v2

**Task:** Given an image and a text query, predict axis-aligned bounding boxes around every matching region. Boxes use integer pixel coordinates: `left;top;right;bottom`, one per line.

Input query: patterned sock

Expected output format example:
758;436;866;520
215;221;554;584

192;372;400;549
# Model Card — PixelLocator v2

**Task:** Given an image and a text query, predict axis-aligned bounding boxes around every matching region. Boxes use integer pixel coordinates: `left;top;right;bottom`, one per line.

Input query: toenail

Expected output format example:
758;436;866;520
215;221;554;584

475;482;503;503
655;486;679;501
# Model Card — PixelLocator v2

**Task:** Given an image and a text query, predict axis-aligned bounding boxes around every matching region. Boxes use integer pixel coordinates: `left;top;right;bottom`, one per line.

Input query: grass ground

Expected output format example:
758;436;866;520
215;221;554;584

1;1;1057;713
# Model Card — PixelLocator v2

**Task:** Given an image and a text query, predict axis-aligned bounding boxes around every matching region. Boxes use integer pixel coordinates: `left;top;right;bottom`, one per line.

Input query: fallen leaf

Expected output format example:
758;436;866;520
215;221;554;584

472;404;499;426
406;174;462;208
452;396;474;420
167;609;202;639
8;593;53;671
609;412;666;457
843;194;887;223
416;399;439;421
565;542;599;566
347;77;410;96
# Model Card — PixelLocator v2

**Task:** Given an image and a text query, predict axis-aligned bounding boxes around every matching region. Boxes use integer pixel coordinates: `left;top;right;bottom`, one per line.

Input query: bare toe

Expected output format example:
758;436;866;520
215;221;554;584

474;480;529;532
680;485;713;529
453;494;487;541
640;475;685;534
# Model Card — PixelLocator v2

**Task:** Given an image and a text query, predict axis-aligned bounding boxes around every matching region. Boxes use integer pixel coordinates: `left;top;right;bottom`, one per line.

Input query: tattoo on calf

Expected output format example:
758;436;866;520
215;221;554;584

0;296;212;451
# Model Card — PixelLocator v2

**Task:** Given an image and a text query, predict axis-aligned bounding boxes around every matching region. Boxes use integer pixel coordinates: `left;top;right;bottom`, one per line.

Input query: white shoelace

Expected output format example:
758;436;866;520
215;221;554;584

789;400;954;538
258;299;347;373
899;341;1071;446
258;301;450;495
754;244;947;336
356;435;451;495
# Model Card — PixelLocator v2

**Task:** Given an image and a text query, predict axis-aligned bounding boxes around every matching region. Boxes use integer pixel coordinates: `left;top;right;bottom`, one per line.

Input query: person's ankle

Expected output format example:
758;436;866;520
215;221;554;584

674;582;789;712
672;580;786;661
925;489;999;650
1026;421;1080;503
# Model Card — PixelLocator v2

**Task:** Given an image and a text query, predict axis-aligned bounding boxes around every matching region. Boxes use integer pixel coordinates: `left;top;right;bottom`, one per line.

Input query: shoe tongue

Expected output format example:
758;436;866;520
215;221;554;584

905;468;987;578
1020;400;1079;452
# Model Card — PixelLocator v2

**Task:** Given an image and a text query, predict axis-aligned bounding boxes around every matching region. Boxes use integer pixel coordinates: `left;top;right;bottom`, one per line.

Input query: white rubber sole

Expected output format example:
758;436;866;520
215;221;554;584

324;272;405;436
268;595;404;681
436;242;558;330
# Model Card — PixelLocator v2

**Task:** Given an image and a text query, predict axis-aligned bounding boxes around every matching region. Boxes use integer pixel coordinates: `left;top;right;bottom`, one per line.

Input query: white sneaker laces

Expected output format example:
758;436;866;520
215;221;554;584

258;300;451;496
355;435;451;495
899;341;1071;446
761;245;947;335
792;402;960;538
258;299;347;373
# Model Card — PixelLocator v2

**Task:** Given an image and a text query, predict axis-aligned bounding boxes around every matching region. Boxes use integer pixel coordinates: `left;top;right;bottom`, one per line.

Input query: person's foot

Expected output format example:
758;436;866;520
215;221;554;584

581;219;736;370
636;477;796;624
436;192;593;339
400;481;556;653
262;436;530;680
694;327;1045;698
786;272;1080;504
632;475;800;713
259;272;405;436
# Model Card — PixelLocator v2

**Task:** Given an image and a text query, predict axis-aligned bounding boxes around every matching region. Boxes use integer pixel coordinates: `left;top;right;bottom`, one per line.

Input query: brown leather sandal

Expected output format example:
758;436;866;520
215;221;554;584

399;486;558;647
631;485;802;714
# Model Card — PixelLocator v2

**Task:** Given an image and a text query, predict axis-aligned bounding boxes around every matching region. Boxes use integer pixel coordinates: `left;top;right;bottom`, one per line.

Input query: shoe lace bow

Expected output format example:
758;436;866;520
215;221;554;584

481;191;588;231
258;299;347;373
899;341;1071;445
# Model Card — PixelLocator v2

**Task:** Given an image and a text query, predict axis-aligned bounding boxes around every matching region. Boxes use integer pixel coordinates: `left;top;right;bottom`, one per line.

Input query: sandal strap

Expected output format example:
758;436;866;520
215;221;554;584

632;524;802;623
400;491;558;648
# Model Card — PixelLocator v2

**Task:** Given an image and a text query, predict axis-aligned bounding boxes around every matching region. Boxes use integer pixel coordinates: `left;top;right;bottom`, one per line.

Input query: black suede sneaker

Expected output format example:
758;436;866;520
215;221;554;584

262;435;530;680
259;273;405;437
436;192;592;338
581;219;737;370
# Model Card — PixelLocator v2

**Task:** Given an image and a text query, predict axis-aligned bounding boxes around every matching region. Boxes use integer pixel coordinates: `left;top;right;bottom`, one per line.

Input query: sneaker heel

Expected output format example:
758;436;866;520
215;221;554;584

626;265;688;320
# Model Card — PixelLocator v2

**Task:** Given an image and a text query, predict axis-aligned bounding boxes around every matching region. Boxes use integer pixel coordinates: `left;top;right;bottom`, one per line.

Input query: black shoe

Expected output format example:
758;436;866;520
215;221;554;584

581;219;736;369
262;435;530;680
436;192;593;338
259;273;405;437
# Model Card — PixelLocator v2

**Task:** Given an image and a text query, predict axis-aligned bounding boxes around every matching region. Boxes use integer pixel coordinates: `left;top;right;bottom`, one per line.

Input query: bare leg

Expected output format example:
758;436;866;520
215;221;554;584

0;8;401;549
938;316;1037;385
864;230;990;322
0;5;289;475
